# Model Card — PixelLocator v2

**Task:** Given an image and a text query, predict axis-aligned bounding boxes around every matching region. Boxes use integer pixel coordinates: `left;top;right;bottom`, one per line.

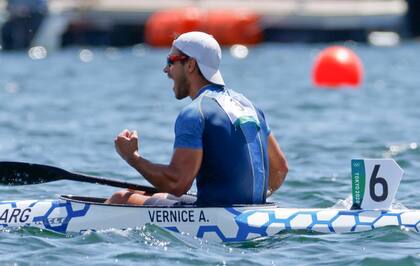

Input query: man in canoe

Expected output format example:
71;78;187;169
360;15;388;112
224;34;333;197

107;31;288;206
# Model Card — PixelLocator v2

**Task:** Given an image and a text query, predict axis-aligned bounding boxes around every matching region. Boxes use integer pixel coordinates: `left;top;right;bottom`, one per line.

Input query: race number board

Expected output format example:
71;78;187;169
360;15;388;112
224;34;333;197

351;159;404;210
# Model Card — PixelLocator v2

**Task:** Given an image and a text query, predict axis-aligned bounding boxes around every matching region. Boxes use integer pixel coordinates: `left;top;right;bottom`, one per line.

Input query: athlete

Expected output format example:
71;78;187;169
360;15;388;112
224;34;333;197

106;31;288;206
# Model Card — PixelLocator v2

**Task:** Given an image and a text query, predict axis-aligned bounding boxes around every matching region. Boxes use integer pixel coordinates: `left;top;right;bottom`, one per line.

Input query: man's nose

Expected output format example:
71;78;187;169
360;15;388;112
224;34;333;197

163;65;169;73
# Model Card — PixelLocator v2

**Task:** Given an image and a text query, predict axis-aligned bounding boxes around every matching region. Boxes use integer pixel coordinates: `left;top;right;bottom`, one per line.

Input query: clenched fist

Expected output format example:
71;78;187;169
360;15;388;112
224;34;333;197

115;129;140;164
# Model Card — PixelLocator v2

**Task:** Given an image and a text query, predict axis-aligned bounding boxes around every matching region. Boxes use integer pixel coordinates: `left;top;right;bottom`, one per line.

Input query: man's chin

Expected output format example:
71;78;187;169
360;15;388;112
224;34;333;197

172;87;183;99
174;92;188;100
175;93;185;100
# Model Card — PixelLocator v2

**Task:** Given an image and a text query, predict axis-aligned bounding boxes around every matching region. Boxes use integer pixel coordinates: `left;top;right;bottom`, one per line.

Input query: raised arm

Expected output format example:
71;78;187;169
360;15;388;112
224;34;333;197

115;129;202;196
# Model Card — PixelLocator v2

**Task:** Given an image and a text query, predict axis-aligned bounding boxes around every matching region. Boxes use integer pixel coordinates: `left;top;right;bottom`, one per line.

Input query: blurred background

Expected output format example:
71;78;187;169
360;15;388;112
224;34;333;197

0;0;419;50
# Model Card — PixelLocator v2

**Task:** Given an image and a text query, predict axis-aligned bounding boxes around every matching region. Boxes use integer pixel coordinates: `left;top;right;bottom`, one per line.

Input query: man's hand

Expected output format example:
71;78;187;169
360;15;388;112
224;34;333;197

115;129;140;165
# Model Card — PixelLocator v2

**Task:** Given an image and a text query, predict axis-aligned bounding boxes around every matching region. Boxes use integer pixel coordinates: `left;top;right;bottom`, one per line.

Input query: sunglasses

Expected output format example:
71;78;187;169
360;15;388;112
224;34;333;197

167;54;189;66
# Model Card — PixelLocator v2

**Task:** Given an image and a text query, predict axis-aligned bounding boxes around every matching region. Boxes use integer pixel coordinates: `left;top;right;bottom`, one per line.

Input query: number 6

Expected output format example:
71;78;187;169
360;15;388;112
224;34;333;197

369;164;388;202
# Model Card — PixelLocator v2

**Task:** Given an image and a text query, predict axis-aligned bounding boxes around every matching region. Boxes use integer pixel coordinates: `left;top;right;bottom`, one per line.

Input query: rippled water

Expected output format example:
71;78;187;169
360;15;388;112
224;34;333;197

1;42;420;265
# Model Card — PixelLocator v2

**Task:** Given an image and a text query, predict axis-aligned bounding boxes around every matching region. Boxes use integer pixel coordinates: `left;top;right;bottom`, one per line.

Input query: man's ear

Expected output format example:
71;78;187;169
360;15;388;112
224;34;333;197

187;58;198;73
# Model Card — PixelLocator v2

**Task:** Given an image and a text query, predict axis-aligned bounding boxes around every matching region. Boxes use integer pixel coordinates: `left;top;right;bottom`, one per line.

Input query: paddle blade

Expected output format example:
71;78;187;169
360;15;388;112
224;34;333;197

0;161;159;194
0;162;64;185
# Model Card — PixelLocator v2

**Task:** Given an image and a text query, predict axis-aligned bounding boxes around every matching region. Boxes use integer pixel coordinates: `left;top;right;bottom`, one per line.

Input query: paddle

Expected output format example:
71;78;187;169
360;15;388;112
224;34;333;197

0;161;158;194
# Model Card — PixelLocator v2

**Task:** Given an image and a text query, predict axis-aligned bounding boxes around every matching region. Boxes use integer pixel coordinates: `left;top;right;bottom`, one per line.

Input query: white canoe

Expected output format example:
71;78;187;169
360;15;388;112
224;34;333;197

1;195;419;242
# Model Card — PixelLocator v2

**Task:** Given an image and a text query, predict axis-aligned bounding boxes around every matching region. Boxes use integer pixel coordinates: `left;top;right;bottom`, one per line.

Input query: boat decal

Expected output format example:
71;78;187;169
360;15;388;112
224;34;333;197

0;201;39;228
198;208;268;242
28;200;45;208
205;209;420;241
197;225;232;241
32;200;90;233
225;207;242;216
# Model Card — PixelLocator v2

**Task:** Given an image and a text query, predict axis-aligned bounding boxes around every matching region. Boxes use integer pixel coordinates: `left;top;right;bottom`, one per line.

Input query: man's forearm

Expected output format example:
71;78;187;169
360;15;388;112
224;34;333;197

269;169;288;193
126;153;180;194
267;133;288;195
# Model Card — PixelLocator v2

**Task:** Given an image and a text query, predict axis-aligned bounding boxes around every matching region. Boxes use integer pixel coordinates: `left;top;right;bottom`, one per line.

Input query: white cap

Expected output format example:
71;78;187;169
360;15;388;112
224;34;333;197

173;31;225;86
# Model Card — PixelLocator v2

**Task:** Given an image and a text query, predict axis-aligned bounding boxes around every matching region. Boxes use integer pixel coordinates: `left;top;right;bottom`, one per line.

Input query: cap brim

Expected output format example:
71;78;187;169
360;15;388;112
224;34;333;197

198;63;225;86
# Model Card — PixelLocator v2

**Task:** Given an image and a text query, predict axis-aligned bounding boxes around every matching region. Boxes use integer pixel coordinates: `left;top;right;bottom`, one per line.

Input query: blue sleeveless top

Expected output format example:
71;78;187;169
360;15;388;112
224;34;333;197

174;85;271;205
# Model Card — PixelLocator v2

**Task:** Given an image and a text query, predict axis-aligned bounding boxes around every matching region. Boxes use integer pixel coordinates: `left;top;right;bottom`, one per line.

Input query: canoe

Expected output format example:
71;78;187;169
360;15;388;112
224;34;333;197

0;159;416;242
1;195;419;242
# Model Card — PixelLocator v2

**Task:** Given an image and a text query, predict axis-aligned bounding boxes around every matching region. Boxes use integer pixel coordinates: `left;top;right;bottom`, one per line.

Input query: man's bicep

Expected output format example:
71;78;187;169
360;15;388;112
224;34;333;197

170;148;203;182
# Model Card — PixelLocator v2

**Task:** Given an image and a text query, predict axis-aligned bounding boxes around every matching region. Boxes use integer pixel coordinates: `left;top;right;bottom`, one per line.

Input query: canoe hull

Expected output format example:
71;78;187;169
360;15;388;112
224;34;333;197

1;196;419;242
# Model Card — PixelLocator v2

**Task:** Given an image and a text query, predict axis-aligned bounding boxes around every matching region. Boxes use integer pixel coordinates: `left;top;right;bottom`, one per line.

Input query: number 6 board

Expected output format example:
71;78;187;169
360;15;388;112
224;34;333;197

351;159;404;210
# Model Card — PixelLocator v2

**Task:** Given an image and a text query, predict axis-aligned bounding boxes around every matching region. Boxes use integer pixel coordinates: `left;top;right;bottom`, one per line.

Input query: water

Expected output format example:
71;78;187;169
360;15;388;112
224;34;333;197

1;42;420;265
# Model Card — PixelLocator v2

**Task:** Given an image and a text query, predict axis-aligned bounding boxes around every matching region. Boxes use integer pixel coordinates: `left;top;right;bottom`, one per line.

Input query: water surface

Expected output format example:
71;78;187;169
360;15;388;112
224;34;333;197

1;42;420;265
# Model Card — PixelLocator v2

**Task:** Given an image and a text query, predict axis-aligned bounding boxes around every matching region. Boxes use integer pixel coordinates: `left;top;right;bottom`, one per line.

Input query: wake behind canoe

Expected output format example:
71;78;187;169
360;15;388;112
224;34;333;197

1;195;420;242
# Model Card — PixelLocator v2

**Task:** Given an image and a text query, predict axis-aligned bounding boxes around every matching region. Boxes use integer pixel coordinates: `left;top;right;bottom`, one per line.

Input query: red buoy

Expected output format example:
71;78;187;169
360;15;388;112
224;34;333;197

145;8;263;47
145;7;203;47
312;46;363;88
205;9;263;46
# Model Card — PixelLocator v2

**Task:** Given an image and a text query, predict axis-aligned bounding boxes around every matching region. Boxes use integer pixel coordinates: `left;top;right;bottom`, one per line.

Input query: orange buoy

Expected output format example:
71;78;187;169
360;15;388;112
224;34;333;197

312;46;363;88
145;8;262;47
205;10;263;46
145;7;203;47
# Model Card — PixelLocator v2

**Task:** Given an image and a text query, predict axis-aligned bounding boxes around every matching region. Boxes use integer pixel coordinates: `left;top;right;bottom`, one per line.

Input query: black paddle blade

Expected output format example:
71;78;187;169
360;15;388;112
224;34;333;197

0;161;158;193
0;162;64;185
